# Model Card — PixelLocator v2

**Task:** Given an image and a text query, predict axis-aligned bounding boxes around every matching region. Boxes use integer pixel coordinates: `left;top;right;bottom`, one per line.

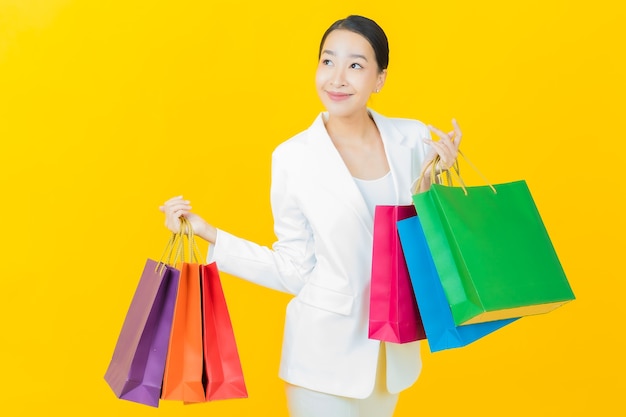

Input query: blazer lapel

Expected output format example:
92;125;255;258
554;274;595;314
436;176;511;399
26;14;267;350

307;114;375;236
304;110;418;235
370;110;416;205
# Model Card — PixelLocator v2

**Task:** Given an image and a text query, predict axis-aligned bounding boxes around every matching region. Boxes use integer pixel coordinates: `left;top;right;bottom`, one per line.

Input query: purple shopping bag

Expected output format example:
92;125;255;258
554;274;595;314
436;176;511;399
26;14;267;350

368;205;426;344
104;259;180;407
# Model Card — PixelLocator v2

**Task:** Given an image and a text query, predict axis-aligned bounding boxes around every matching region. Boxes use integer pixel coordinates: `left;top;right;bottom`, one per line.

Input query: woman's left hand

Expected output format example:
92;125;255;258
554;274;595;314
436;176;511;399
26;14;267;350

423;118;462;173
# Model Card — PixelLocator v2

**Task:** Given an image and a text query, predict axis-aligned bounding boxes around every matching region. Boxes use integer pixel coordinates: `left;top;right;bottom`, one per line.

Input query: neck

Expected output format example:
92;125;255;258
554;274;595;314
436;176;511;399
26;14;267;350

324;110;375;144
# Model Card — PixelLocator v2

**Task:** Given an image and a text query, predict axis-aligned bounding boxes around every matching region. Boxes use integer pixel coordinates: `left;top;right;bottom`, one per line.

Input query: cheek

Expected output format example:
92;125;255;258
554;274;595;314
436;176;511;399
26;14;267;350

315;76;327;102
315;65;333;89
314;70;325;90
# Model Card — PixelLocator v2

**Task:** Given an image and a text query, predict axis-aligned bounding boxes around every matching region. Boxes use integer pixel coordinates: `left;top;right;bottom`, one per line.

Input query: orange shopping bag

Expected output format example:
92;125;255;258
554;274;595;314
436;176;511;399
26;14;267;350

161;221;206;403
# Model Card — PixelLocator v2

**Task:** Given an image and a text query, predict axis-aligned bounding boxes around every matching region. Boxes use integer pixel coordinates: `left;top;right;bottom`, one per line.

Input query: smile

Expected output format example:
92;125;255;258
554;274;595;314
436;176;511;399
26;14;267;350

326;91;352;101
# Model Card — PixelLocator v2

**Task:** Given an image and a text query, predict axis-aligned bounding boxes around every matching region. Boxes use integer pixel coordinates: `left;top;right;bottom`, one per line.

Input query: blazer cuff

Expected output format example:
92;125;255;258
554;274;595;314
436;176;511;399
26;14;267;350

206;228;226;264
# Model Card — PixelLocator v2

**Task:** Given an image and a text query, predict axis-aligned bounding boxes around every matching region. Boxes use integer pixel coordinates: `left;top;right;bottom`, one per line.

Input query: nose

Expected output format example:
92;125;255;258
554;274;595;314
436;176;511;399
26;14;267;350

330;67;347;88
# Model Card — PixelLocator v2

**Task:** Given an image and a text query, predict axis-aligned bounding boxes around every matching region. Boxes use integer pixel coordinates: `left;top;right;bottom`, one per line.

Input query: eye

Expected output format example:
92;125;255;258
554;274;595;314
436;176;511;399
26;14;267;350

321;59;333;66
350;63;363;69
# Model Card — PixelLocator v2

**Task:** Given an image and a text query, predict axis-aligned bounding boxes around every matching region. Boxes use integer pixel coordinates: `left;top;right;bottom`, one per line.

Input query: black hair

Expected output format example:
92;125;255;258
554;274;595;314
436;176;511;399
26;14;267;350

318;15;389;72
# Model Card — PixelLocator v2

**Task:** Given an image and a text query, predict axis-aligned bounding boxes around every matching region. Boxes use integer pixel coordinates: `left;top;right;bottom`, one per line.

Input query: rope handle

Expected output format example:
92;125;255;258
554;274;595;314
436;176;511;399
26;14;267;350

172;217;203;266
154;217;203;273
413;154;460;193
413;149;496;196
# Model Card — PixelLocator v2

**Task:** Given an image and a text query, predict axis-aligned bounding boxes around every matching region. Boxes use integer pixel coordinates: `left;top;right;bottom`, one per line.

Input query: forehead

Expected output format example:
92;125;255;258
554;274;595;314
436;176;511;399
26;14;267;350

321;29;375;57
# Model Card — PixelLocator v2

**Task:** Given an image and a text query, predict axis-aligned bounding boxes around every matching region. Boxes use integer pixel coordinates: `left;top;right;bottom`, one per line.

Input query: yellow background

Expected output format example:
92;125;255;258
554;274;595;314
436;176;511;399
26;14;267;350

1;0;624;415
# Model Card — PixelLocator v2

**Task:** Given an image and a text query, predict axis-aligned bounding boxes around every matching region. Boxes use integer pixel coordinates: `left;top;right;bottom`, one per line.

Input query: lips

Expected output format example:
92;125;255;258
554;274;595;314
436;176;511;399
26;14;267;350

326;91;352;101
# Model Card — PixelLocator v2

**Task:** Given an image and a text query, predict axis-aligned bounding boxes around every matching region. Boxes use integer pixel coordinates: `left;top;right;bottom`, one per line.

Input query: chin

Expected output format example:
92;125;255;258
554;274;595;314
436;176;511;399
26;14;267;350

320;100;361;118
325;106;366;119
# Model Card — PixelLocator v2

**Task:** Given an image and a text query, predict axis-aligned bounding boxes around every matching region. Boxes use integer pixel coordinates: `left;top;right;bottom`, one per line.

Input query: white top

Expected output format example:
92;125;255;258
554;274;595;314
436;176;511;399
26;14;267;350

353;171;396;217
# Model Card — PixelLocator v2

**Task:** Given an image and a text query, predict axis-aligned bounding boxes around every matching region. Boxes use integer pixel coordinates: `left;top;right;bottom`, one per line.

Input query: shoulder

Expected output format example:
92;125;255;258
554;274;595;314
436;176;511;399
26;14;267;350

273;129;309;156
272;113;325;161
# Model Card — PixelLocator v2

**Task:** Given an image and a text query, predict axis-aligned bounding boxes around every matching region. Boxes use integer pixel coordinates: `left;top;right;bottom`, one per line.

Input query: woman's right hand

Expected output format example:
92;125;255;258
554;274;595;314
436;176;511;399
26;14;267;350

159;196;217;243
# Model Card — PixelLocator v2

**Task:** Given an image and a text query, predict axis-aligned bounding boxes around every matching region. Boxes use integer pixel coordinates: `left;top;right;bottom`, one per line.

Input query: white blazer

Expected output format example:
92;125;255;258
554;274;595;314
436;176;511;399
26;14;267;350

210;109;432;399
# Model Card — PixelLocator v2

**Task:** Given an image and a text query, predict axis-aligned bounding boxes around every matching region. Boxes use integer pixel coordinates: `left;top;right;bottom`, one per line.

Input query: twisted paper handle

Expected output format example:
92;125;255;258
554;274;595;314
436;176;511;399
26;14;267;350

413;150;496;196
155;217;203;273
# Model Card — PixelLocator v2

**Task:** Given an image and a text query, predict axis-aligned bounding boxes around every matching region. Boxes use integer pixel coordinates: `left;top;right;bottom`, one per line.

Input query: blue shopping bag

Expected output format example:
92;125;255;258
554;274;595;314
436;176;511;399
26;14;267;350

396;215;517;352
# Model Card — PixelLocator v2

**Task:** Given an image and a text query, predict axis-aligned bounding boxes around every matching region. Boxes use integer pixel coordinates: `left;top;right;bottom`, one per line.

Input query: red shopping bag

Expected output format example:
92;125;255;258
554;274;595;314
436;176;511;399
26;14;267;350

368;205;426;344
201;262;248;400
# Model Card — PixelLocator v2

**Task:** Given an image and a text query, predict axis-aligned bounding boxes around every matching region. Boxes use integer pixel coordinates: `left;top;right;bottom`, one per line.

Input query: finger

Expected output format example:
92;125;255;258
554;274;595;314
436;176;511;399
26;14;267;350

164;195;184;205
424;136;455;158
163;198;191;210
165;210;188;228
426;139;450;154
426;140;452;163
172;209;188;219
427;141;449;164
429;141;460;169
451;118;460;131
429;133;456;156
427;125;451;141
166;204;192;216
451;119;462;146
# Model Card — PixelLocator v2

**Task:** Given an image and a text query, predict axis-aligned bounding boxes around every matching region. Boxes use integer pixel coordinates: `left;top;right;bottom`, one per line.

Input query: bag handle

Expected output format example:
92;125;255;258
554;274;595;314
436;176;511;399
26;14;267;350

413;155;461;194
186;218;203;264
155;225;181;274
413;150;497;196
155;217;203;272
452;150;497;195
172;217;203;266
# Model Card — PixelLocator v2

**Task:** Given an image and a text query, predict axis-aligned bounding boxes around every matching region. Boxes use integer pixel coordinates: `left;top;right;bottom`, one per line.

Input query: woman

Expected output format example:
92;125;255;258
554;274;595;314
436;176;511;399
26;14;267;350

161;15;461;417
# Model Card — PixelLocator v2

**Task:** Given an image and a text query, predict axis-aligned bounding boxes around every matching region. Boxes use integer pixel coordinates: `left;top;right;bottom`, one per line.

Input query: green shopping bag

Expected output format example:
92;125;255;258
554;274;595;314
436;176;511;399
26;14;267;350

412;152;575;326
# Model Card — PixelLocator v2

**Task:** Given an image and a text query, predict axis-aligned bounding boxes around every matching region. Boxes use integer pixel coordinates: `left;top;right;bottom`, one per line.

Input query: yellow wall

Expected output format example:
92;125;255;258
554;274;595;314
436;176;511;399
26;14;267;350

1;0;624;415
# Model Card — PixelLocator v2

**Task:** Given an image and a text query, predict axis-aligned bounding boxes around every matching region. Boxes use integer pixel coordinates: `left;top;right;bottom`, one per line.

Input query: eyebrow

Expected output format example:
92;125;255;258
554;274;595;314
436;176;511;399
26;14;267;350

321;50;369;61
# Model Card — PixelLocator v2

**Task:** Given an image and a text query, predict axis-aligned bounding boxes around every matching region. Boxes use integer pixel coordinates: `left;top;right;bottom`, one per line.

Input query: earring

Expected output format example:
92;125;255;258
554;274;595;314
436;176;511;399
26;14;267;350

375;89;380;93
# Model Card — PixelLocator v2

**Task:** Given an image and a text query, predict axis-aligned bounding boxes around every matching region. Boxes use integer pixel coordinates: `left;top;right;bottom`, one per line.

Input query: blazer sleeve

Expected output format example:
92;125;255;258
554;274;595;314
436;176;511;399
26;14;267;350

207;145;316;295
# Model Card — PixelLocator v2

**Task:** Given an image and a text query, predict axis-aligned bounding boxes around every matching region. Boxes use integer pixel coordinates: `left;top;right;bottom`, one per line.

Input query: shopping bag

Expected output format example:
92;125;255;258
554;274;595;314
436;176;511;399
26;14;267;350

412;152;575;325
104;253;180;407
161;219;206;403
368;205;426;344
160;261;205;403
397;215;517;352
201;262;248;400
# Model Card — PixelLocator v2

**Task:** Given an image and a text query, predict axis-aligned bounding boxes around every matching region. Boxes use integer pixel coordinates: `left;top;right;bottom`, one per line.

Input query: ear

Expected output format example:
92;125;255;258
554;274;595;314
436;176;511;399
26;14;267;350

375;69;387;93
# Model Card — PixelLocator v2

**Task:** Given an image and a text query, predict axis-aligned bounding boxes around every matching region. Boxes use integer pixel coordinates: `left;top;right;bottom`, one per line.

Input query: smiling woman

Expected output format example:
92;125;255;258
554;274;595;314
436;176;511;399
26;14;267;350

0;0;626;417
0;0;621;416
159;15;461;416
